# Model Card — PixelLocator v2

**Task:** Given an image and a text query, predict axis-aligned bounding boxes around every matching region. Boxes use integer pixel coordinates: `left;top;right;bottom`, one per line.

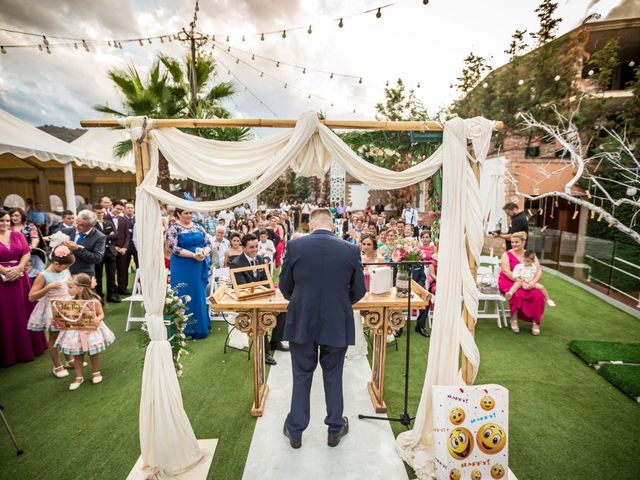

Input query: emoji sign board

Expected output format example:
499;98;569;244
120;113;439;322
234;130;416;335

432;384;508;480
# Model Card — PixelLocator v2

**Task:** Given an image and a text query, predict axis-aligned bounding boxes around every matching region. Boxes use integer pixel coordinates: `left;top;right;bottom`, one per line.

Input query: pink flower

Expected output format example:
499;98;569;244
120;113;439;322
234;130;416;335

53;245;71;257
391;250;403;263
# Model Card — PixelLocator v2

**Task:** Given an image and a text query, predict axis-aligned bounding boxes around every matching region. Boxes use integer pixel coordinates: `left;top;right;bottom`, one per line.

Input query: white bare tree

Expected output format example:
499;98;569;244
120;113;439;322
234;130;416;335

506;108;640;244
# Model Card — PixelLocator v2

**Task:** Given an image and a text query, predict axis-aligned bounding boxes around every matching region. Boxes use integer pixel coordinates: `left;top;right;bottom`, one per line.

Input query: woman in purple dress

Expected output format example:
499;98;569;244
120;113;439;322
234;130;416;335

0;209;47;366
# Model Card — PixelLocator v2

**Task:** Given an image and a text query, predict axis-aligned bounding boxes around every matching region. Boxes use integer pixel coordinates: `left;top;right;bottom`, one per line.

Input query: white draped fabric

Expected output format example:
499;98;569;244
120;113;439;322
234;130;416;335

131;112;495;477
480;156;508;234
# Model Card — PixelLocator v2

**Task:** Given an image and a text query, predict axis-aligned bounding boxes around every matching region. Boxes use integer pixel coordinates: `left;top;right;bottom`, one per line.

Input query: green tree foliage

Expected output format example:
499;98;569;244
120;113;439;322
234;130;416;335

96;52;245;191
530;0;562;46
374;79;429;121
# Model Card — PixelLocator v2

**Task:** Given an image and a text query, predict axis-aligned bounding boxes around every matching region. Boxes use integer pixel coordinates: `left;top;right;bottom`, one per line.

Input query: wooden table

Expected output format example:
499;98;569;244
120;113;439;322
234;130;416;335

210;282;429;416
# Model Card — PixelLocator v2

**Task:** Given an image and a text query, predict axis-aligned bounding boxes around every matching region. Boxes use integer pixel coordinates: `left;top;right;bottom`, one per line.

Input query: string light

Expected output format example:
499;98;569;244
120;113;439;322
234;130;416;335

1;46;6;54
282;30;287;39
588;69;594;76
138;39;144;46
38;44;42;51
260;33;265;41
251;54;255;60
339;18;344;28
42;35;49;46
554;75;561;81
276;61;280;67
160;36;164;43
235;58;239;64
482;82;488;88
386;80;389;86
302;67;306;74
147;38;152;44
226;35;229;42
242;35;246;42
417;82;420;88
518;79;524;85
330;73;334;79
46;45;51;54
423;0;429;4
359;77;362;84
376;8;382;18
308;25;312;34
629;60;635;67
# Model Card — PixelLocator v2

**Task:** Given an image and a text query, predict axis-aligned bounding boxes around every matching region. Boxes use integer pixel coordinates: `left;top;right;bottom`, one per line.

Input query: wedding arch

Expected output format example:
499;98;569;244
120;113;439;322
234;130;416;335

82;112;499;479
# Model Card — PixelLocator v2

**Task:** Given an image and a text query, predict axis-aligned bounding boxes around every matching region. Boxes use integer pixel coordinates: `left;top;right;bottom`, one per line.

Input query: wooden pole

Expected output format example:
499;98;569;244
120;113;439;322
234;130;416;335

461;159;481;385
133;142;144;186
81;117;504;132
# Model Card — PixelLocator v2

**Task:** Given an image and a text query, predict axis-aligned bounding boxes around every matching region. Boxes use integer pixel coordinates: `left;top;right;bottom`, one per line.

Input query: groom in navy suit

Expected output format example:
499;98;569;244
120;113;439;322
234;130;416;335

279;208;366;448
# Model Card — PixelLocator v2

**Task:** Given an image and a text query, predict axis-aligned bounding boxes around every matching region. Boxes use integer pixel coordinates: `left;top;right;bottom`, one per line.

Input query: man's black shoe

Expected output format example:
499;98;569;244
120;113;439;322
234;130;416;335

265;354;277;366
394;328;403;338
327;417;349;447
271;342;290;352
118;289;131;295
415;327;430;338
283;423;301;449
107;296;122;303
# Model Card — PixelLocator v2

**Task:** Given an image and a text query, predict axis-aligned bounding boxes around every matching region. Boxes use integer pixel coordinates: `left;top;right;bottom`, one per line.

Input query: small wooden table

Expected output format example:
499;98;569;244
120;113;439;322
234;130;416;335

210;282;429;416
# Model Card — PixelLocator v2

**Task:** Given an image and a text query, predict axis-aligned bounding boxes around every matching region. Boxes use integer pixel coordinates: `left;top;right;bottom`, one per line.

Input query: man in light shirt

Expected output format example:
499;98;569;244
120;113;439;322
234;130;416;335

211;225;230;268
401;201;417;226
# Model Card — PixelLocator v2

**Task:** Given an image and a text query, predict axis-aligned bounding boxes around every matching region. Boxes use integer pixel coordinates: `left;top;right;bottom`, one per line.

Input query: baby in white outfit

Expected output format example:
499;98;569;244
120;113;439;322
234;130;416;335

506;250;555;306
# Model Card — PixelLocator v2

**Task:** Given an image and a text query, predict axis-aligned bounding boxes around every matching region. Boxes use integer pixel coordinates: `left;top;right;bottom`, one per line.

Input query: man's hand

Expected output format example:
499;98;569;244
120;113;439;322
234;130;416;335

64;241;80;251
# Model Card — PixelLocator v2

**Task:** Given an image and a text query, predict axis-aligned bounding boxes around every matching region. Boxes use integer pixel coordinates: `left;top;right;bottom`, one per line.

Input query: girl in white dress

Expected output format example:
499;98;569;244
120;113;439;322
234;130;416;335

27;245;75;378
54;273;115;391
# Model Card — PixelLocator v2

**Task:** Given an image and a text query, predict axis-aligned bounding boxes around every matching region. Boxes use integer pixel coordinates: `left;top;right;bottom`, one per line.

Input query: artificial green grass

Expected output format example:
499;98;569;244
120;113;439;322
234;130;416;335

1;274;640;480
382;274;640;480
568;339;640;365
598;364;640;400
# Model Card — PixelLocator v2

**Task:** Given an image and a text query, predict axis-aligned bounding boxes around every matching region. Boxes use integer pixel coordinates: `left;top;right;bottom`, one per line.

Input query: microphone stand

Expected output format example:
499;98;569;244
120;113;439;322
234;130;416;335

358;260;427;428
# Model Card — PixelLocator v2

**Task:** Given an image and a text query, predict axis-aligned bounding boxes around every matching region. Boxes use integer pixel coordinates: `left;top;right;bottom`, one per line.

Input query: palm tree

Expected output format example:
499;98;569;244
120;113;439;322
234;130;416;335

95;52;249;191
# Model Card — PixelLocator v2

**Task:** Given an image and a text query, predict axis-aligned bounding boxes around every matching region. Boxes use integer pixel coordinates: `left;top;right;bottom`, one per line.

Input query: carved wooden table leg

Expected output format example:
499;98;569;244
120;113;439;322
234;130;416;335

235;309;277;416
362;308;406;413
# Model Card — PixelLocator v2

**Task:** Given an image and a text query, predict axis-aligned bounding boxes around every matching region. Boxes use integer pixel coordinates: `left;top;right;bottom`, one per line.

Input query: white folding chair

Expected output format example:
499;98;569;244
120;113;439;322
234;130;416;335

122;268;145;332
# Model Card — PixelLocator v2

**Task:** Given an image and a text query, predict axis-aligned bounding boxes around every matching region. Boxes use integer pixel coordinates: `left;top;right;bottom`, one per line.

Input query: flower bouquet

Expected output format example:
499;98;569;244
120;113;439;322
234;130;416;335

140;283;192;377
390;238;425;297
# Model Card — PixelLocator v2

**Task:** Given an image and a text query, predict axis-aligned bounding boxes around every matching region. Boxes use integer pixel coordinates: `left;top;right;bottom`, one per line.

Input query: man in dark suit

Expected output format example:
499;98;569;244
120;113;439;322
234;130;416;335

62;209;106;278
124;201;139;269
93;205;119;302
230;233;286;366
110;200;132;295
279;208;366;449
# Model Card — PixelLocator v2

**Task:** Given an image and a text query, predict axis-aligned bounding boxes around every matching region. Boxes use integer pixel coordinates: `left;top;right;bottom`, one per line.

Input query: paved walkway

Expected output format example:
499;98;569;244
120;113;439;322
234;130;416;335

242;350;409;480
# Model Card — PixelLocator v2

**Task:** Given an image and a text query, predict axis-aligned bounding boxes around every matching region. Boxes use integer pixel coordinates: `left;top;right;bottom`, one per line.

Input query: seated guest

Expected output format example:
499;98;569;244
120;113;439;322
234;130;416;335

498;231;546;335
402;223;417;247
414;217;428;238
223;231;243;267
360;233;384;267
377;229;388;248
10;207;41;249
211;225;229;269
381;229;398;262
228;219;237;233
418;230;435;262
230;233;287;365
257;229;276;264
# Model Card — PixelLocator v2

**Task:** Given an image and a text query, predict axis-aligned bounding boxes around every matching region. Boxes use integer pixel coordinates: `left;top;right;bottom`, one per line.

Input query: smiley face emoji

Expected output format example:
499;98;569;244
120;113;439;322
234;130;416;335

449;469;461;480
491;464;505;479
480;395;495;411
477;423;507;454
449;407;465;425
448;427;473;460
471;470;482;480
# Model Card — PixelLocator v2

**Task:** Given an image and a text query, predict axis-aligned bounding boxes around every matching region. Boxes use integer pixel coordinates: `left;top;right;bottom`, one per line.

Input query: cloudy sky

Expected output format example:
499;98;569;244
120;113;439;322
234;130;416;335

0;0;630;129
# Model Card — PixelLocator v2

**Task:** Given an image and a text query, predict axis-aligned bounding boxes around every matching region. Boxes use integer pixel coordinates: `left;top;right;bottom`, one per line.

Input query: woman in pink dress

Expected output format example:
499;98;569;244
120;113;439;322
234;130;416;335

0;209;47;367
497;231;546;335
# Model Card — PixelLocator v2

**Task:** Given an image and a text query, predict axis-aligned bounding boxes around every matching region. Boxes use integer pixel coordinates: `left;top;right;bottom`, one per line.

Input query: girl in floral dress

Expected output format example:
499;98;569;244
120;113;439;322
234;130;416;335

28;245;76;378
54;273;115;391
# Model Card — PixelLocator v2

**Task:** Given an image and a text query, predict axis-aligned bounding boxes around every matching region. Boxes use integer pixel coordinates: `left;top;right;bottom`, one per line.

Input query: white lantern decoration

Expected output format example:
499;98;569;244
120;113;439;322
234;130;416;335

626;186;637;197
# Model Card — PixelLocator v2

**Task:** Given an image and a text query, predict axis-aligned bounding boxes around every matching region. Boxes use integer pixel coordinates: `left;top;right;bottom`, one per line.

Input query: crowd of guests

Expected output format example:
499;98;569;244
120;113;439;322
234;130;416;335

0;195;135;371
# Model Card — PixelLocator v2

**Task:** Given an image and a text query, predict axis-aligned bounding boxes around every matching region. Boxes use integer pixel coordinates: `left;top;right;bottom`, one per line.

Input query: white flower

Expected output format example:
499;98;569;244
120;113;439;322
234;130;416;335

184;295;191;302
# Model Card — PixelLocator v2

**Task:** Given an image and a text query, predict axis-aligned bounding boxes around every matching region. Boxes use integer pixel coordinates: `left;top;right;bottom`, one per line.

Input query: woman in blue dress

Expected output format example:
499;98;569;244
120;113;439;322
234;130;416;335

165;209;212;339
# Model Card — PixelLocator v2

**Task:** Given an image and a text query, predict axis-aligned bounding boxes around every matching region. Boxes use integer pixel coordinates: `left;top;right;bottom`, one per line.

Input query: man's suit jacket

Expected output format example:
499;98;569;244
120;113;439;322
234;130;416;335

230;254;267;285
279;229;366;348
95;219;118;257
62;227;106;276
125;216;136;251
110;215;131;250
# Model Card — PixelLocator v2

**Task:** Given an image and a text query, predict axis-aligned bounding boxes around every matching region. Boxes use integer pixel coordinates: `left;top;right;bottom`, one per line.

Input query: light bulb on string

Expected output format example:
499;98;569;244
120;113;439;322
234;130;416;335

148;38;152;44
195;0;199;12
308;25;312;34
251;54;255;60
353;108;356;113
38;44;43;51
236;58;240;64
260;33;265;41
74;43;78;49
358;77;362;84
46;45;51;54
518;79;524;85
386;80;389;87
139;39;144;46
423;0;429;4
168;35;172;42
260;72;264;77
629;60;636;67
284;83;287;89
242;35;246;42
174;34;178;40
1;46;6;54
276;61;280;67
160;37;164;43
227;69;231;74
83;40;89;52
308;94;311;99
302;68;306;74
588;69;594;76
554;75;561;81
226;35;230;42
330;73;334;79
339;18;344;28
376;8;382;18
482;82;488;88
417;82;421;88
227;46;231;52
108;40;112;47
212;35;215;41
282;30;287;39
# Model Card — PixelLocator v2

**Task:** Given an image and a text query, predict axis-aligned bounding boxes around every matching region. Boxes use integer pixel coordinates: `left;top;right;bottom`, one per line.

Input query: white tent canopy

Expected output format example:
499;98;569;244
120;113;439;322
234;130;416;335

71;126;135;174
124;112;496;478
